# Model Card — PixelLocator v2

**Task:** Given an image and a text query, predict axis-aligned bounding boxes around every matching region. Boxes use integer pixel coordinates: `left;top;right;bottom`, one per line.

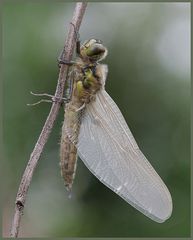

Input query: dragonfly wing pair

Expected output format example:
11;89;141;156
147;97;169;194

75;65;172;223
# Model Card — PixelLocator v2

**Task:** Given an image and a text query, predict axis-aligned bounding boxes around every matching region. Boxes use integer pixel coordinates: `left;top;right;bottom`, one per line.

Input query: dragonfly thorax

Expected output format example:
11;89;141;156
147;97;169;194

74;64;102;104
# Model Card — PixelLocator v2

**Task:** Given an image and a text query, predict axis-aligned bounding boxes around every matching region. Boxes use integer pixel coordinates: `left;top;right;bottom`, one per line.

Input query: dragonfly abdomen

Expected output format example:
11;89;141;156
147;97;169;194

60;97;84;191
60;133;78;191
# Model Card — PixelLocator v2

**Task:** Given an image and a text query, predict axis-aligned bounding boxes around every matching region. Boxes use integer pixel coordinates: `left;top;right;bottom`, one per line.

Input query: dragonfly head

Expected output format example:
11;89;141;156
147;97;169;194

80;39;108;62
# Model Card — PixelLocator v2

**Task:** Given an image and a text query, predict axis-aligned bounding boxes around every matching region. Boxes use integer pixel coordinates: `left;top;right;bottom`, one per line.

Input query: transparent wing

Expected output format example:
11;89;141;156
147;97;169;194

76;70;172;223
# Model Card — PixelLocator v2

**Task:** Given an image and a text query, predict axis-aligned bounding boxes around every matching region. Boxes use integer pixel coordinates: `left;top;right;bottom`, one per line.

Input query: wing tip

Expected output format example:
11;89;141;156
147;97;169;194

149;198;173;223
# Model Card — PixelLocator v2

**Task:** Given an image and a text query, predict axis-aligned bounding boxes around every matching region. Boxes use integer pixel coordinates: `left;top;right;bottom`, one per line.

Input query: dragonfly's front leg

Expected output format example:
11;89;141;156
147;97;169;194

71;21;81;56
57;44;79;66
57;51;76;67
58;22;81;66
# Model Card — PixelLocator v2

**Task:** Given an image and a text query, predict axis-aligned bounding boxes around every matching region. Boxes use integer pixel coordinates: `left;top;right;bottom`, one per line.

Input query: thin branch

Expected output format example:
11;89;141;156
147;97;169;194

10;3;88;238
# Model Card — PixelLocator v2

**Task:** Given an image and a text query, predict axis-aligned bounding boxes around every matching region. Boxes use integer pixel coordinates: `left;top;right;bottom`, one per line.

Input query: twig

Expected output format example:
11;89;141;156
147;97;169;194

10;2;88;238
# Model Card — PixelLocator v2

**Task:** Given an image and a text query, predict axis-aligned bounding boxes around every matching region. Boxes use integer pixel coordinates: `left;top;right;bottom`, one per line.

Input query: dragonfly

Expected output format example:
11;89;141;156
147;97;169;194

58;38;172;223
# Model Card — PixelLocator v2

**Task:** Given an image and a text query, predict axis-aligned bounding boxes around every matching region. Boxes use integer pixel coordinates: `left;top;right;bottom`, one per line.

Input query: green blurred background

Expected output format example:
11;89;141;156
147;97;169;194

3;2;190;238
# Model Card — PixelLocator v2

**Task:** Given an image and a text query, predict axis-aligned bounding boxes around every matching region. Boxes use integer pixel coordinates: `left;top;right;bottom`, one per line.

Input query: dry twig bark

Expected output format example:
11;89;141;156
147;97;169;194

10;3;88;237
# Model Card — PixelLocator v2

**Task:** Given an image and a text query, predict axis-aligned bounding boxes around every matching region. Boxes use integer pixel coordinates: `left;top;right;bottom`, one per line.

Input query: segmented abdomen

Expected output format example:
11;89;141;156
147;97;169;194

60;100;84;191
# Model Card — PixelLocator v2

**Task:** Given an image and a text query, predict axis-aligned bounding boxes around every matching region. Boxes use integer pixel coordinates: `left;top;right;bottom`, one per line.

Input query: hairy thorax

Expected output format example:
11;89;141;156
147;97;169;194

71;59;102;106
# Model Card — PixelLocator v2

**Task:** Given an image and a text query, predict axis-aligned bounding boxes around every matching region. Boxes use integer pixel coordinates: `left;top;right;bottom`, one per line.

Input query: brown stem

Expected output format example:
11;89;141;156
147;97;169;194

10;2;88;238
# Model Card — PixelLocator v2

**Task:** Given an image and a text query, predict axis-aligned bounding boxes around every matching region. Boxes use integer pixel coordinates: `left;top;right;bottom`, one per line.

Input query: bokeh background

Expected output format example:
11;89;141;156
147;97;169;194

3;2;190;238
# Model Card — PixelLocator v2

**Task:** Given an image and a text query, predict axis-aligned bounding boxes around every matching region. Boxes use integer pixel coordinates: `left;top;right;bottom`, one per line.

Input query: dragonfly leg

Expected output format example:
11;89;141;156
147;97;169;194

27;99;52;106
28;91;70;106
57;22;81;68
75;103;85;112
57;51;76;68
29;91;54;98
76;39;81;56
70;22;81;55
58;59;76;66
